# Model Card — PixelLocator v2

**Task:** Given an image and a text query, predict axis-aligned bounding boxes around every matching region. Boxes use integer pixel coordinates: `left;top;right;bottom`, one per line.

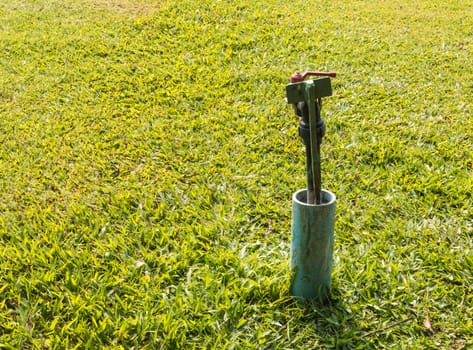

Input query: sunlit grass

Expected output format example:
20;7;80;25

0;0;472;348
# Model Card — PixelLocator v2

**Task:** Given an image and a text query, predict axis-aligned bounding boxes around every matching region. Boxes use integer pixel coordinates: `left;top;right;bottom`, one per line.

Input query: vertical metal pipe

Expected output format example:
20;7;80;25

306;82;321;204
290;189;336;301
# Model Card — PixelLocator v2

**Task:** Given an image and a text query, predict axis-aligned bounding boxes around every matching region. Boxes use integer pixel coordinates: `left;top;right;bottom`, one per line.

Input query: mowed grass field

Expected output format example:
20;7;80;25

0;0;472;348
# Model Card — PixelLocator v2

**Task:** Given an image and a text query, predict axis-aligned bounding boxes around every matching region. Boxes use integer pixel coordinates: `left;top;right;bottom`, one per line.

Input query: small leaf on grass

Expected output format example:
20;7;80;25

49;317;58;331
236;318;247;329
423;315;435;334
135;260;146;268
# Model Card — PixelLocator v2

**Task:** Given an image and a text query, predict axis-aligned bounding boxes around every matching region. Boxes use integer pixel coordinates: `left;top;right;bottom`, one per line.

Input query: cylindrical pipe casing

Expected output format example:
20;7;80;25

290;189;336;301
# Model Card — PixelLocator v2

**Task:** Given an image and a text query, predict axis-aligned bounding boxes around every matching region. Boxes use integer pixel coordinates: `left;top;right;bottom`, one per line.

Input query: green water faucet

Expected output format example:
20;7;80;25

286;71;335;204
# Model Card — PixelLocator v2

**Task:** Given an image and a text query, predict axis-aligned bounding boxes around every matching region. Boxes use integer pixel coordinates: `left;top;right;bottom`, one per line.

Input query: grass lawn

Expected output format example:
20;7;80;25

0;0;472;348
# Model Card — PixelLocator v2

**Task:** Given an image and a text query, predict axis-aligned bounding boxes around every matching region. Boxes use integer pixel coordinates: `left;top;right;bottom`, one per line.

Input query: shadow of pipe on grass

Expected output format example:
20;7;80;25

280;285;368;349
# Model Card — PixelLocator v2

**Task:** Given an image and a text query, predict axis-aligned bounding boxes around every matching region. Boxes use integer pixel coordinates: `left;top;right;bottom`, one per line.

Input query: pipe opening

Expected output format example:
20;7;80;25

294;189;335;206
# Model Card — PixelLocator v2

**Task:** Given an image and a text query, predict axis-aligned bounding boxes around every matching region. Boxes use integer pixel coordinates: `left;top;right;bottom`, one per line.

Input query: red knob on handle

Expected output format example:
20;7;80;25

290;71;336;83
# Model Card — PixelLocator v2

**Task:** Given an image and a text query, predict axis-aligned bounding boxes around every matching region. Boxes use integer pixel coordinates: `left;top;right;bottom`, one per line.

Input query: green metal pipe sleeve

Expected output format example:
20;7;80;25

290;189;336;301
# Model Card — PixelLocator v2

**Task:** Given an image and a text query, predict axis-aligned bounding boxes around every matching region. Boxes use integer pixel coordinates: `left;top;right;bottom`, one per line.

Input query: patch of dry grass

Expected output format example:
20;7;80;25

80;0;162;16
